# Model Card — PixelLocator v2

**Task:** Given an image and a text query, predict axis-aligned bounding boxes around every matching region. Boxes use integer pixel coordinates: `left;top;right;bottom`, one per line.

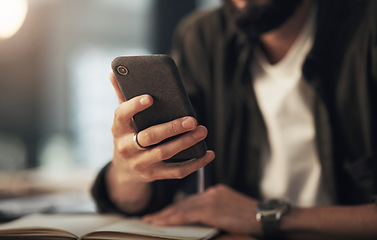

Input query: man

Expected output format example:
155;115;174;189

92;0;377;239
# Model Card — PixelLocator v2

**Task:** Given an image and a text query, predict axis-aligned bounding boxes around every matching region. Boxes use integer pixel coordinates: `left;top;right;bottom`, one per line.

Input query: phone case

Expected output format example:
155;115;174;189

111;55;207;162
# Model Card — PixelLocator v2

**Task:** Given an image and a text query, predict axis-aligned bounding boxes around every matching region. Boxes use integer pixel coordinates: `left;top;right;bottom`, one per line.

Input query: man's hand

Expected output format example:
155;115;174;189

107;73;215;213
142;184;262;236
109;72;214;183
142;183;377;240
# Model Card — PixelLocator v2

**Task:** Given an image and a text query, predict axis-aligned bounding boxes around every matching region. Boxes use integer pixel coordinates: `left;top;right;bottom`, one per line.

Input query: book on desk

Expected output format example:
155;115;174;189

0;213;218;240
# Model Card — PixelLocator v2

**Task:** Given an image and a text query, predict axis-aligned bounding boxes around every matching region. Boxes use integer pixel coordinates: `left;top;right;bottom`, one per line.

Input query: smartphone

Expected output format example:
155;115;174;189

111;55;207;162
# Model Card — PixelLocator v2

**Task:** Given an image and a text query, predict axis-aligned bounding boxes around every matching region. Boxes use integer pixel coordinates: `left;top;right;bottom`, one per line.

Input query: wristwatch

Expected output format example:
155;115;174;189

255;198;290;239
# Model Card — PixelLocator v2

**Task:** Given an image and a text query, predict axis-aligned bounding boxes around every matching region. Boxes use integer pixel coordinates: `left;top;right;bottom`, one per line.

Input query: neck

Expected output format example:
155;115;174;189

259;0;313;64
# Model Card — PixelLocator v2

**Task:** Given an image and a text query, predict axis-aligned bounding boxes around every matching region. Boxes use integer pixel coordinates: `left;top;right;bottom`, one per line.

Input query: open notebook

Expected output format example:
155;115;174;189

0;213;218;240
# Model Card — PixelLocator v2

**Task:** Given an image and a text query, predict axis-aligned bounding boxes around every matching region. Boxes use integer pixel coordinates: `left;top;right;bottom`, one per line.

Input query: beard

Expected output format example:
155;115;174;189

224;0;304;38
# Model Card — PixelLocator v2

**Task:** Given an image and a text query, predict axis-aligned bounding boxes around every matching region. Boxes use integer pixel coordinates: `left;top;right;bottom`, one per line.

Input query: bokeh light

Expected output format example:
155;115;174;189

0;0;28;39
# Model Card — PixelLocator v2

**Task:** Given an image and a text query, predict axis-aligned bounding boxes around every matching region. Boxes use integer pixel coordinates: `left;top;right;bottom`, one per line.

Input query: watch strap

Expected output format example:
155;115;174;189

261;214;282;239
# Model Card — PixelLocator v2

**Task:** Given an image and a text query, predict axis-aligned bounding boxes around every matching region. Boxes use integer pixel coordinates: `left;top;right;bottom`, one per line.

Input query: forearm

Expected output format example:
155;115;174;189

105;162;152;214
281;204;377;240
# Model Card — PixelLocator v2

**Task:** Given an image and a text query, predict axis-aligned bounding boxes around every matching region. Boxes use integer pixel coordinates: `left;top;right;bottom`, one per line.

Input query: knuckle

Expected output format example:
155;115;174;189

207;185;220;195
203;190;215;200
140;170;155;181
171;168;187;179
153;148;169;161
128;97;144;114
212;184;224;190
111;124;118;137
129;99;138;112
216;184;227;191
114;106;123;120
129;160;142;171
115;140;127;154
114;105;131;126
169;120;181;135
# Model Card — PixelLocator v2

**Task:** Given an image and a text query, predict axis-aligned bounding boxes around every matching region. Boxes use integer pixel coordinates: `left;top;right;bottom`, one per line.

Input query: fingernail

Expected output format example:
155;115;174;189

206;151;215;162
193;127;206;139
140;96;151;106
181;117;195;129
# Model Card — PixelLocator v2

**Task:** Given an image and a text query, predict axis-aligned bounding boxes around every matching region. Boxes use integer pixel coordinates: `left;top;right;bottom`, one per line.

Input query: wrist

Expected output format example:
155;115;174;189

108;159;149;184
106;163;152;210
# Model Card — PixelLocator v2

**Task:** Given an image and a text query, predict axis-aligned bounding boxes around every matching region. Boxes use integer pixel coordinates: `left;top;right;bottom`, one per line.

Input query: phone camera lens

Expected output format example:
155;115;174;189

117;66;128;75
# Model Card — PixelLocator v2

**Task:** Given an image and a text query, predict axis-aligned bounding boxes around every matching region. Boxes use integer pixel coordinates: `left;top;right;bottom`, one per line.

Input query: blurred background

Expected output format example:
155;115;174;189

0;0;220;220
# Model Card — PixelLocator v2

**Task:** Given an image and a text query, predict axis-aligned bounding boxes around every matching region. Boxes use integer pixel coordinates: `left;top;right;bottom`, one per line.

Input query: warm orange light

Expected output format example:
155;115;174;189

0;0;28;39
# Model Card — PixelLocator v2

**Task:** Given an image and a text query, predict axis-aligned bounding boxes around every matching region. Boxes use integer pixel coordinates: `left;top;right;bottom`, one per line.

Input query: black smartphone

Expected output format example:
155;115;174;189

111;55;207;162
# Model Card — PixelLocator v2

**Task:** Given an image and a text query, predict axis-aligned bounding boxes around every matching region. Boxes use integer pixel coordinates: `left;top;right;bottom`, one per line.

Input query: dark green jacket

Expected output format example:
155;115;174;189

92;0;377;215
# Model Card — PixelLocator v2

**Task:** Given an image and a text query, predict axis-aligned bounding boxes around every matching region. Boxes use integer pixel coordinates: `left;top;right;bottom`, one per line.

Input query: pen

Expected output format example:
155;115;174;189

197;167;205;193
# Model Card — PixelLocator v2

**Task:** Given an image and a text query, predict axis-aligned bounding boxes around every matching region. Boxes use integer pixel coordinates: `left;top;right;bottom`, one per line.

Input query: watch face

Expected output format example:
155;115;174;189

259;199;289;210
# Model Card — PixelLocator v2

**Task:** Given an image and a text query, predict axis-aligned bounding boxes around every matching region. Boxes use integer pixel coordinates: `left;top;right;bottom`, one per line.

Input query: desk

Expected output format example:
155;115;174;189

217;234;258;240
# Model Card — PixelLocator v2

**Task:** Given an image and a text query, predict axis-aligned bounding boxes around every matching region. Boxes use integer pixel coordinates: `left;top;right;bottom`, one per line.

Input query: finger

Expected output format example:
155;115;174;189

136;150;215;181
113;95;153;135
161;210;203;226
145;191;219;227
142;197;191;223
143;206;182;226
137;116;198;147
136;126;209;164
162;150;215;178
144;193;202;220
110;72;125;104
144;199;204;226
143;204;179;223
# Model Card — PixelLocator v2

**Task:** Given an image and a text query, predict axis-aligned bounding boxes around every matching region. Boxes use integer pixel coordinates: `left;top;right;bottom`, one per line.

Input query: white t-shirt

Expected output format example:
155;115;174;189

252;6;331;207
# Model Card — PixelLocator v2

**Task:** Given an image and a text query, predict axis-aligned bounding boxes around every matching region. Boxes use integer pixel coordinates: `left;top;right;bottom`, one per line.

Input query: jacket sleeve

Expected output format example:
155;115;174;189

91;162;182;216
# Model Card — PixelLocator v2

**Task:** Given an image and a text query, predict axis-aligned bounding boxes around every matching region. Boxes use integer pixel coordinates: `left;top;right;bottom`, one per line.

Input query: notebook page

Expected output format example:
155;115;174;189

91;218;218;240
0;213;123;237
